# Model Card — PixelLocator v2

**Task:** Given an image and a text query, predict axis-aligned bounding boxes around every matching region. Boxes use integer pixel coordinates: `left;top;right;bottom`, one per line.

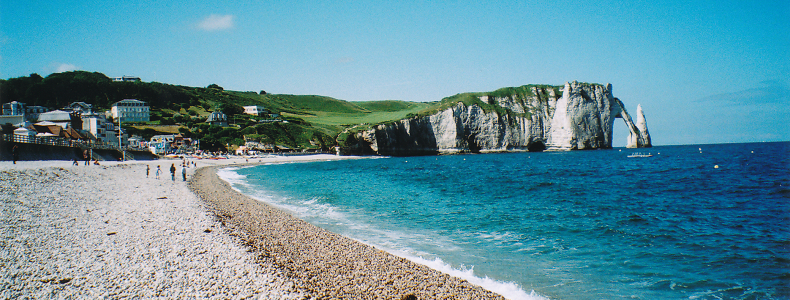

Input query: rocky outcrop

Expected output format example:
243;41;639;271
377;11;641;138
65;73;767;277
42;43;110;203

545;82;618;150
615;101;652;148
341;82;651;156
635;104;652;147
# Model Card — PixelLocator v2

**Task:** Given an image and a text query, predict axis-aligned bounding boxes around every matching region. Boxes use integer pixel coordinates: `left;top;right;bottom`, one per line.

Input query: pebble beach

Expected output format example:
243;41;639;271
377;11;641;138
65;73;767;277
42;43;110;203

1;156;504;299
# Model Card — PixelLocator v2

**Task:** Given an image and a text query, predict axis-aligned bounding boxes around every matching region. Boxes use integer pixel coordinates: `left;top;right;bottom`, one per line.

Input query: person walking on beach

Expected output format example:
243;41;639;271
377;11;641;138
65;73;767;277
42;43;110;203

155;165;161;179
146;165;150;178
12;145;19;164
170;163;176;181
182;166;187;181
83;149;90;166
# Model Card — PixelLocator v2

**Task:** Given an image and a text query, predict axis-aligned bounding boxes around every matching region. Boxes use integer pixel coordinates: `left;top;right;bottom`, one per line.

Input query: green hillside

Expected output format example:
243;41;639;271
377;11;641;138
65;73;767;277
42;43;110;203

0;71;567;152
0;71;440;151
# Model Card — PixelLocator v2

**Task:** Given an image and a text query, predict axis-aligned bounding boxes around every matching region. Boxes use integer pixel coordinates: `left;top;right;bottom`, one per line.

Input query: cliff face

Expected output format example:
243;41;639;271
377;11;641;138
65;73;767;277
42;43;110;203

341;82;651;156
546;82;618;150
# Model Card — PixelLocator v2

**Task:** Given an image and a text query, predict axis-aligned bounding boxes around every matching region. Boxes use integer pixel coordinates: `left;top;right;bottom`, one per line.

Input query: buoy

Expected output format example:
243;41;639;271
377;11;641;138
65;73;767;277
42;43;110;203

714;165;719;169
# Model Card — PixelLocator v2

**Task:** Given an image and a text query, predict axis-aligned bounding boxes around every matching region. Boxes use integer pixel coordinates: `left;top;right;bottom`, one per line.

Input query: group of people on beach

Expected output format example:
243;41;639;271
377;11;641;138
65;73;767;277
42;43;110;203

65;149;102;166
146;159;193;181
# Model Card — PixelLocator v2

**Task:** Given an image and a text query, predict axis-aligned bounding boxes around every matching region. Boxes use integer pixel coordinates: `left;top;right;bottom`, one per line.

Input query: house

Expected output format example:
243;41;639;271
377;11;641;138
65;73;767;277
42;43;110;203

13;127;36;137
64;102;93;114
25;106;48;121
2;101;49;122
206;111;228;126
150;134;176;144
111;99;150;122
127;135;146;149
82;113;118;145
111;76;141;82
62;127;88;141
2;101;25;116
235;146;249;155
243;105;268;116
0;115;25;127
149;134;176;155
33;122;65;137
37;110;73;129
173;134;193;149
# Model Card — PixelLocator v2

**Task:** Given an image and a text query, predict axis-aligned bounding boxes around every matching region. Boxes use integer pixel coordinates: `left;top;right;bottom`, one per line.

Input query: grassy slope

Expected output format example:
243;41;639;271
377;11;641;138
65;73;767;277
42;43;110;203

407;84;565;118
134;84;574;150
1;71;583;150
238;84;570;148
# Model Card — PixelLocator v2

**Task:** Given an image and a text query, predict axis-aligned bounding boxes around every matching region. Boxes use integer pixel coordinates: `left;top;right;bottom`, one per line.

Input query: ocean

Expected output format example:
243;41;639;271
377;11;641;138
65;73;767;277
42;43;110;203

218;142;790;299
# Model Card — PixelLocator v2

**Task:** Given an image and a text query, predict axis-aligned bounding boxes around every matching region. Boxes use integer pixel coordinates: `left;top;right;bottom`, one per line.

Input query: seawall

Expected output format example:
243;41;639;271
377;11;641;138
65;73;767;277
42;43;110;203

0;139;157;161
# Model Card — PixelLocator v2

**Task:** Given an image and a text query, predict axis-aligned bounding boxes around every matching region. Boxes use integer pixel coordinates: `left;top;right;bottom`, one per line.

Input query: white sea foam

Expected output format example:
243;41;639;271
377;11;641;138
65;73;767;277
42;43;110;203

216;167;248;186
218;167;550;300
395;254;550;300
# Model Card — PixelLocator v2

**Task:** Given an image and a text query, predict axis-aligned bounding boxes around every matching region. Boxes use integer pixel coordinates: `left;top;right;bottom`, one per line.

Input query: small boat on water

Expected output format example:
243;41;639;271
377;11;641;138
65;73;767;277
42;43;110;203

628;152;653;158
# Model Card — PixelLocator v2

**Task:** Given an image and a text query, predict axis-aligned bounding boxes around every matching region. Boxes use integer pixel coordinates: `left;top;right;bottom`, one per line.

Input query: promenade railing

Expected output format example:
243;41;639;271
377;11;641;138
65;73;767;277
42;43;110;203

2;133;149;152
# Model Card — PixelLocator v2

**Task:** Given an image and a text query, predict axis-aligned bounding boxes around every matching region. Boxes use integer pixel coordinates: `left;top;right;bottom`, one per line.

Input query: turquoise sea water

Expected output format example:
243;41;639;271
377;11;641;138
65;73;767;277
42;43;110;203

219;142;790;299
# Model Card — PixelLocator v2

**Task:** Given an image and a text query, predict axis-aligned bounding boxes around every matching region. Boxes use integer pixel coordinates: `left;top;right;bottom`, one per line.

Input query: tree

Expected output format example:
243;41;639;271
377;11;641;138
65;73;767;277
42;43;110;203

220;103;244;116
207;84;223;91
178;127;193;138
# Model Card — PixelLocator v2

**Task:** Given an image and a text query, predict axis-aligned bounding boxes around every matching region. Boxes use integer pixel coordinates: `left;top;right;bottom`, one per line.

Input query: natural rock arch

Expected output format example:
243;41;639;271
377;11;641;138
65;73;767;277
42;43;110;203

614;99;652;148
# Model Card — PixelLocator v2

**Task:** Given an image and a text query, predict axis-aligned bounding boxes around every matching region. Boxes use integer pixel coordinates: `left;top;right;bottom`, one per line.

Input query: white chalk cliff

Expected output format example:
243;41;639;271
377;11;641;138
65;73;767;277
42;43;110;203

341;81;652;156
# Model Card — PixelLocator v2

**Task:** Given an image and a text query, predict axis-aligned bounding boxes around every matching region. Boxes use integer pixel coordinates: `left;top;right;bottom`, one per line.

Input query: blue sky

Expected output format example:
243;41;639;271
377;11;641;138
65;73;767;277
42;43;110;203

2;0;788;146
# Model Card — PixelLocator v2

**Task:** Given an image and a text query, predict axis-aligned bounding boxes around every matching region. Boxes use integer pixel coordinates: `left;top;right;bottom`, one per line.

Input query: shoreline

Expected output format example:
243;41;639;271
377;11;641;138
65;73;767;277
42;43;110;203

0;158;302;298
189;157;505;299
1;155;504;299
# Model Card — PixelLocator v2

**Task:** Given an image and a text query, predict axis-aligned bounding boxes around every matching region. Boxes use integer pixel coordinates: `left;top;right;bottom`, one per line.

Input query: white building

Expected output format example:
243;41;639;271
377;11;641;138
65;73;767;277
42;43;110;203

25;106;48;121
111;99;150;122
2;101;26;116
82;114;118;146
243;105;268;116
37;110;73;129
64;102;93;114
13;127;36;137
112;76;141;82
127;135;146;149
0;115;25;126
149;134;176;155
206;111;228;126
2;101;48;121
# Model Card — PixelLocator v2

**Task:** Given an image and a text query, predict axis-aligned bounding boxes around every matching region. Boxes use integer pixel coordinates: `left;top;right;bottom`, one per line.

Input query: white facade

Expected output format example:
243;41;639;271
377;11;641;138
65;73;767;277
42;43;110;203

243;105;267;116
82;114;118;145
37;110;73;129
65;102;93;114
148;135;176;155
112;76;141;82
127;135;146;149
25;106;47;121
2;101;48;121
111;99;150;122
0;115;25;126
14;127;36;136
2;101;25;116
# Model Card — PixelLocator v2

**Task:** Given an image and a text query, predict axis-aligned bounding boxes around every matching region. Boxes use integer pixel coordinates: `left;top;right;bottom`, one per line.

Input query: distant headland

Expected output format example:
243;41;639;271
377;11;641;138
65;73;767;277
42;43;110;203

1;71;650;159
